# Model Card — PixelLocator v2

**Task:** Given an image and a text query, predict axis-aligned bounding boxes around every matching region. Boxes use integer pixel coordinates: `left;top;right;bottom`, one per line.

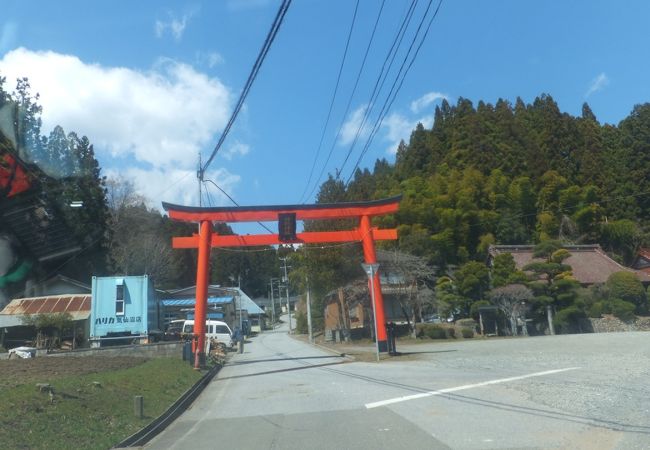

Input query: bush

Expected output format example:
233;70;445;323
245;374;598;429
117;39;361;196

609;299;636;322
446;327;456;338
607;272;647;314
553;306;586;334
587;301;606;318
456;318;477;328
417;324;447;339
461;328;474;338
427;326;447;339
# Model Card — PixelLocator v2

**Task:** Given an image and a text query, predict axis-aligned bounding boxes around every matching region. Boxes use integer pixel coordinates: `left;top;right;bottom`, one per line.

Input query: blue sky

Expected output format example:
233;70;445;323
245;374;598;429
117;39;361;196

2;0;650;233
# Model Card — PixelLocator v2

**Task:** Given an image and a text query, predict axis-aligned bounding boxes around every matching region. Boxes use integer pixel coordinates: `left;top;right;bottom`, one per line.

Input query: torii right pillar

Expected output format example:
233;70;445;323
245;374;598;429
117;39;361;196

359;214;388;352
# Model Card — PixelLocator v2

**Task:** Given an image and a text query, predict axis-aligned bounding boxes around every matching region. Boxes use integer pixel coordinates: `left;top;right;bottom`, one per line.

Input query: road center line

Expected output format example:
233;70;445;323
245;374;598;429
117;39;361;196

365;367;580;409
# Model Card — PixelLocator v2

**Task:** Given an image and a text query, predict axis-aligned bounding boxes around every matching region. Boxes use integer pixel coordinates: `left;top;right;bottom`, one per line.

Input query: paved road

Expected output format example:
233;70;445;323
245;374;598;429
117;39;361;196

147;319;650;449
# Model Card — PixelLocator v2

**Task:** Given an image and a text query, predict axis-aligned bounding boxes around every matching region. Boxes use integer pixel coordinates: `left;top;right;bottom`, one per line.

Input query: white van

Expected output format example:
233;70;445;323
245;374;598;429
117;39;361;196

182;320;233;350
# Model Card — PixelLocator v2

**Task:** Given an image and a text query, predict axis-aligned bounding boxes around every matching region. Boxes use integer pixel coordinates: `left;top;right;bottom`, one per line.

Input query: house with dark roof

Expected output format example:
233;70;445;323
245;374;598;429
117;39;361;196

23;274;91;298
488;244;650;286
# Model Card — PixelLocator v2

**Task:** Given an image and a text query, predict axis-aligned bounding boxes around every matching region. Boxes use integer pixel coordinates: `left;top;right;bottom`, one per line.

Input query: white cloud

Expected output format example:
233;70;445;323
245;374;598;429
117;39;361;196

155;11;195;41
410;91;448;114
339;104;370;146
110;166;240;208
585;72;609;98
0;48;232;171
196;51;224;68
382;112;434;155
221;141;250;160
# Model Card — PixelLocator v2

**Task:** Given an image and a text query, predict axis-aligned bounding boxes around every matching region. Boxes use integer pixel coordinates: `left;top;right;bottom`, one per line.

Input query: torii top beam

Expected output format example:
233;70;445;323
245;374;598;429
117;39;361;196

161;195;402;223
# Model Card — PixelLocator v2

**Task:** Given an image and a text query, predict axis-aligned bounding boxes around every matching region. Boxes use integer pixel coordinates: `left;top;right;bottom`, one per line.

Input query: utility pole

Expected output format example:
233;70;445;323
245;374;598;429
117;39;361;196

237;274;243;332
269;277;279;329
270;277;281;329
269;284;274;329
306;276;313;343
280;257;291;333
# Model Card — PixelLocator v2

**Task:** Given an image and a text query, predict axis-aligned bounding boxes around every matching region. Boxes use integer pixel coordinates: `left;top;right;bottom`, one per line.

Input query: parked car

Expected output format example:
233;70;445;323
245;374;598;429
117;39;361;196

163;320;184;341
182;319;234;350
423;314;442;323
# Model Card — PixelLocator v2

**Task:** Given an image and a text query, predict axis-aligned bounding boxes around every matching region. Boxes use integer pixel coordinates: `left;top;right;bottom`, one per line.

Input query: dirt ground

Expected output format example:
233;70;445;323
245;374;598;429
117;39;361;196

0;356;148;388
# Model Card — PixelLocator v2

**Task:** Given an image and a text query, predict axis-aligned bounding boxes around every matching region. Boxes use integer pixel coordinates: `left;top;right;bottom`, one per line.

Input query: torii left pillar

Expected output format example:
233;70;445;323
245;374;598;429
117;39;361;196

193;220;212;369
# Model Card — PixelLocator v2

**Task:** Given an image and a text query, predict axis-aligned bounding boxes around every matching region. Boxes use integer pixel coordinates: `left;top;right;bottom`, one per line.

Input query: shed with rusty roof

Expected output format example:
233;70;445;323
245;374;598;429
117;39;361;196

0;294;91;349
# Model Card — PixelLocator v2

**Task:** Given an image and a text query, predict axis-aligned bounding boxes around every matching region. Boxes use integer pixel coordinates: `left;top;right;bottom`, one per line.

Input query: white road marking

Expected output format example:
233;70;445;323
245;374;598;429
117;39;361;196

365;367;580;409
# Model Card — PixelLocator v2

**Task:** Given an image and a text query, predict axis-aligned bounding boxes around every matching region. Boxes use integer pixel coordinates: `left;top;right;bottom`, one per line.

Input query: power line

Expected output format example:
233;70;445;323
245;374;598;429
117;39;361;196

299;0;360;203
202;180;215;207
345;0;444;184
314;0;419;194
337;0;419;175
302;0;386;203
339;0;424;178
201;0;292;176
202;178;275;234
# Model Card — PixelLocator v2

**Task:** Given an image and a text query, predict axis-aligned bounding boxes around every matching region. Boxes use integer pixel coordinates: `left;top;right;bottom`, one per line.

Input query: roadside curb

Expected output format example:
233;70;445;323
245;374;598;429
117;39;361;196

113;361;223;448
288;333;356;362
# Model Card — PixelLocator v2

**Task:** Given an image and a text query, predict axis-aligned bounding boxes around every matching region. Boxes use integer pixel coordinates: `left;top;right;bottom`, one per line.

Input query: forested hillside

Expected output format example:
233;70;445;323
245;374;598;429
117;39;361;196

341;94;650;267
292;94;650;335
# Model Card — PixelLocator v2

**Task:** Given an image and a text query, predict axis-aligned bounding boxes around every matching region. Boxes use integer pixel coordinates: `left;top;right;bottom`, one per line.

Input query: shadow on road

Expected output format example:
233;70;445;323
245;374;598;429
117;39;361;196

216;360;348;380
228;355;344;366
393;349;458;356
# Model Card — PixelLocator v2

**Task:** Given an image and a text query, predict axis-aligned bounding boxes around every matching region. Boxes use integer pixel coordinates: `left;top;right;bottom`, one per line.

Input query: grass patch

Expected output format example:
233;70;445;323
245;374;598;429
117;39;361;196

0;357;203;449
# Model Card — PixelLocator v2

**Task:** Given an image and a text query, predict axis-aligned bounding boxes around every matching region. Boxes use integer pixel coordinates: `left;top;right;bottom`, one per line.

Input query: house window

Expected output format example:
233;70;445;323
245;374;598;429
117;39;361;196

116;284;125;315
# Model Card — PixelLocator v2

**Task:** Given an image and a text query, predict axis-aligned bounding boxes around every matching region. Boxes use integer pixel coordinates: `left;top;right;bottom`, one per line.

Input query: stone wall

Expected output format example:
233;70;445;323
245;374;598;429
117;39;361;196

584;315;650;333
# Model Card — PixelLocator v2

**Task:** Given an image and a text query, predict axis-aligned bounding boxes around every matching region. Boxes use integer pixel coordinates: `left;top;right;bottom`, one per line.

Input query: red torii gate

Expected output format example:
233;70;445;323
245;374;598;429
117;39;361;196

162;195;400;368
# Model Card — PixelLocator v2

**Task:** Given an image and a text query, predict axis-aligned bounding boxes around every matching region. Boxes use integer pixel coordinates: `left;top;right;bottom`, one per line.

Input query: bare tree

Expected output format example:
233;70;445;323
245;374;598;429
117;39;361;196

105;176;146;222
106;177;179;285
489;284;533;336
376;249;436;336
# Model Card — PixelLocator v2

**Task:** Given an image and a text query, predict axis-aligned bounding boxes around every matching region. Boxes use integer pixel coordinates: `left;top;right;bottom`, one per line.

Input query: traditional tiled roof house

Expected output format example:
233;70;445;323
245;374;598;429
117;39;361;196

488;244;650;286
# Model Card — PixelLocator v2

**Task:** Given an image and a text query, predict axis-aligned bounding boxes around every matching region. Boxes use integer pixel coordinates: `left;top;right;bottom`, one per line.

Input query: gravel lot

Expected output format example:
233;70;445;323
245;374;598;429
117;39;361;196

317;331;650;449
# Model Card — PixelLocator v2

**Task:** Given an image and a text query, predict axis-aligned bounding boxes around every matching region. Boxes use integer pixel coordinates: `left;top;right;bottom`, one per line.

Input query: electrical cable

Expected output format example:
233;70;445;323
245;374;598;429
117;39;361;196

345;0;444;184
307;0;419;200
339;0;426;178
201;0;292;176
202;178;275;234
302;0;386;203
203;180;215;207
156;170;193;200
298;0;360;203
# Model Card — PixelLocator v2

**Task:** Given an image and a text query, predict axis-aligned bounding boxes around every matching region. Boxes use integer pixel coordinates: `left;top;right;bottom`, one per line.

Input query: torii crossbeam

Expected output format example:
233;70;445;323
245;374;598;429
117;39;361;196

163;195;401;369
